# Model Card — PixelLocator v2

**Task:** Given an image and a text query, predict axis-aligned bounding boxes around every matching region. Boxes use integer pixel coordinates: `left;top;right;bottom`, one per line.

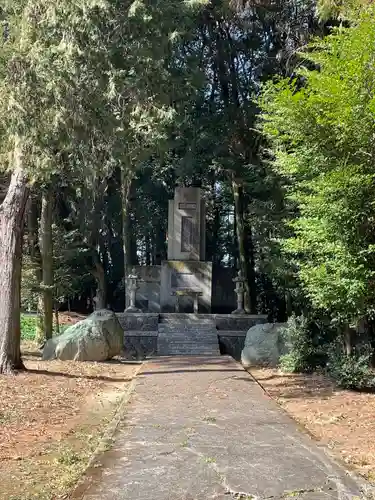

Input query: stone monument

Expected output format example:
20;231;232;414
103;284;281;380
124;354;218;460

160;187;213;313
119;186;269;360
124;186;231;312
167;186;206;261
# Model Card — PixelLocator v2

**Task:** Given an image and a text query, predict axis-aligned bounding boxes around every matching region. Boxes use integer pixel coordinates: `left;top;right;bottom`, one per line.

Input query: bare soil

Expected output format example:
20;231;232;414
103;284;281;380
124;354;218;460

57;312;87;326
250;368;375;481
0;347;139;500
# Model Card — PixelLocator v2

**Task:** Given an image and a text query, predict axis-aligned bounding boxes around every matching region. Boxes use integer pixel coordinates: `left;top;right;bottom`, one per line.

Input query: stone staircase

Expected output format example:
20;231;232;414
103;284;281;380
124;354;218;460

157;314;220;356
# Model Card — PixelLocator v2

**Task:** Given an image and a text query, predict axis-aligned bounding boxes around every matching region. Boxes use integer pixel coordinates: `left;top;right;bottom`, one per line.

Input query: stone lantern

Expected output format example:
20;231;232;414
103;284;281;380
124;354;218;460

125;268;141;313
231;269;246;315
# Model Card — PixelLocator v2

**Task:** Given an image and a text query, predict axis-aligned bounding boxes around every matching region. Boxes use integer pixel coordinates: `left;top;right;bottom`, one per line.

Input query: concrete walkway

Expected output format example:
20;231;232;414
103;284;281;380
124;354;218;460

78;356;370;500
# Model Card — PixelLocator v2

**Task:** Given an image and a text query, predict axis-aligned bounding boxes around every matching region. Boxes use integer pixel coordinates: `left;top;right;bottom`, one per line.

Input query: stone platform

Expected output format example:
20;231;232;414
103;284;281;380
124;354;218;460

117;313;267;360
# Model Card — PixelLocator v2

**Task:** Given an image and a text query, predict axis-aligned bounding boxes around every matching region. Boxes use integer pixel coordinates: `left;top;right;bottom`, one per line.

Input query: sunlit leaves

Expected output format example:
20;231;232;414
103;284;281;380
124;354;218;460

261;6;375;323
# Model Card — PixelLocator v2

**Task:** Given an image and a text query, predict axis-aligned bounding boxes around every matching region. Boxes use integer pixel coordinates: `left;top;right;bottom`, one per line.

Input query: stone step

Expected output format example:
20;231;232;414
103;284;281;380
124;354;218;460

157;336;219;342
215;330;247;337
157;317;220;356
157;339;220;356
158;335;216;338
159;314;215;326
158;323;217;328
157;333;218;339
158;340;218;348
158;348;221;355
158;342;219;347
158;330;218;336
122;331;159;337
160;322;216;328
158;352;221;356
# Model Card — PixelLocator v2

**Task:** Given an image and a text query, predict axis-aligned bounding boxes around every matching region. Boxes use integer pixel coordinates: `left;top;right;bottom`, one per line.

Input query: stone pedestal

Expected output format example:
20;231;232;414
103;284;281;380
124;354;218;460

160;260;212;313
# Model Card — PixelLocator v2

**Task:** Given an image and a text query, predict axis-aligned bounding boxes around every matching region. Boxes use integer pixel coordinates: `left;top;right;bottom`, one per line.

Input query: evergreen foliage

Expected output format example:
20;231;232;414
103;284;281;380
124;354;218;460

2;0;375;385
261;7;375;327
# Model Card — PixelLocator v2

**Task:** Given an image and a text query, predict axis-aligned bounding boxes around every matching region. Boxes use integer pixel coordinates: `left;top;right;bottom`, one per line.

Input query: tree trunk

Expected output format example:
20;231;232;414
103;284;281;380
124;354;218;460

36;294;44;344
367;318;375;367
121;170;133;308
93;257;107;309
39;187;54;341
54;303;60;335
145;234;151;266
343;324;353;356
232;177;256;314
27;195;44;343
0;162;29;374
245;219;257;314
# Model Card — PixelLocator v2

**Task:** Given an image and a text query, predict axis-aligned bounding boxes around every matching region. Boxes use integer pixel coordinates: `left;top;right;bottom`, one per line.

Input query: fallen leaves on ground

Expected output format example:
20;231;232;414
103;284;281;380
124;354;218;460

0;349;139;500
251;368;375;480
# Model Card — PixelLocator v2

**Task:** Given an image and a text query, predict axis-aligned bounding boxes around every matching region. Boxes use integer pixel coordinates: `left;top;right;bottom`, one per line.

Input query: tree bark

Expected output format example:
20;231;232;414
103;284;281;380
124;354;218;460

39;187;54;340
93;256;107;309
54;303;60;335
0;159;29;374
232;177;256;314
245;218;257;313
343;324;353;356
121;170;133;309
145;234;151;266
27;195;44;342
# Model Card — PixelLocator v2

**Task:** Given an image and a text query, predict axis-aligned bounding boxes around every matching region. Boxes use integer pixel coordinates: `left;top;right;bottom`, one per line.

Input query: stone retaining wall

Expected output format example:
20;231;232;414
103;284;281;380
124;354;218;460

118;313;268;360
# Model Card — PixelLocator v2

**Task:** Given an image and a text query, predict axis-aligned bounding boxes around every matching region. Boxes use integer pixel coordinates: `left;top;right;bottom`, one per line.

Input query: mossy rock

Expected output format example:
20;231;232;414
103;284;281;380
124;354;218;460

42;310;123;362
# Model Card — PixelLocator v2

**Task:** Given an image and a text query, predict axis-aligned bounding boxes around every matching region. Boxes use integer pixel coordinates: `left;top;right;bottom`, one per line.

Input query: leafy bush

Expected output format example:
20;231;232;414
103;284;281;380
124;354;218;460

279;314;330;373
261;9;375;332
327;344;375;390
20;314;38;341
20;314;68;341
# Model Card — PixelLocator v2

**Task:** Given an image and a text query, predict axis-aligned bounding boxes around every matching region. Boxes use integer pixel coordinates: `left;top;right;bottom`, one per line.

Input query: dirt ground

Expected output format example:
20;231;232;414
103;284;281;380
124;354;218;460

250;368;375;482
57;312;87;326
0;347;140;500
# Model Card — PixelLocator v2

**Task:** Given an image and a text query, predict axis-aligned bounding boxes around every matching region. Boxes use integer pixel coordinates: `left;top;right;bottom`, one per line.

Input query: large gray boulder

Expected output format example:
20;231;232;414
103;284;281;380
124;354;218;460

42;310;123;361
241;323;286;368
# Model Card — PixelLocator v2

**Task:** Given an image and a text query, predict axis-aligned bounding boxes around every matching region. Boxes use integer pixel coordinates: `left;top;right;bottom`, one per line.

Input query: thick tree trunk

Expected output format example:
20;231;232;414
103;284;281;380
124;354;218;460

0;163;29;374
232;177;257;314
39;187;54;340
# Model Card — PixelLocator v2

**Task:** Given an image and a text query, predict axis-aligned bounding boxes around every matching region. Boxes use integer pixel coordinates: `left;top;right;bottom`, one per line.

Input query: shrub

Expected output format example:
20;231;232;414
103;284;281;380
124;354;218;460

279;314;330;373
20;314;38;341
20;313;67;342
327;343;375;390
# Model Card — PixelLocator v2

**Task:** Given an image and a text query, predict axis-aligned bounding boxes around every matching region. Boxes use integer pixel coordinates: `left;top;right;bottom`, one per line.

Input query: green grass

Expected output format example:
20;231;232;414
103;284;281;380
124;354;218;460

20;314;68;341
21;315;38;341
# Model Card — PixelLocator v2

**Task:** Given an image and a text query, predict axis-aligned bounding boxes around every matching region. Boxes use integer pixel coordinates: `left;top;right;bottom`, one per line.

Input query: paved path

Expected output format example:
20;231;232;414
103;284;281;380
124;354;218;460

78;356;370;500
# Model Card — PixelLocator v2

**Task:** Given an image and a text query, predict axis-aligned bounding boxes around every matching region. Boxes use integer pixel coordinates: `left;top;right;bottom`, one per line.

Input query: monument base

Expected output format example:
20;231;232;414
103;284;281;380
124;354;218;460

117;312;268;361
160;260;212;313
